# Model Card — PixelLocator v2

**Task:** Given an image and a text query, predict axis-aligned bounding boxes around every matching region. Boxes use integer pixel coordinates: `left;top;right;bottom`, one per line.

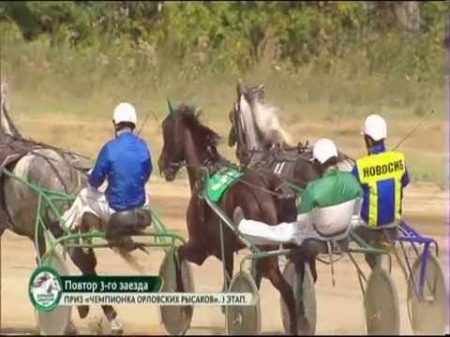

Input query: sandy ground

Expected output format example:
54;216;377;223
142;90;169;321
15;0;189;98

0;177;448;335
1;78;447;335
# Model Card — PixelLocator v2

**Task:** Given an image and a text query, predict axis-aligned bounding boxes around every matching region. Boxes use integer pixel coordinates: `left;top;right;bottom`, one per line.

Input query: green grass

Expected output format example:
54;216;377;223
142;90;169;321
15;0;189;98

2;39;446;186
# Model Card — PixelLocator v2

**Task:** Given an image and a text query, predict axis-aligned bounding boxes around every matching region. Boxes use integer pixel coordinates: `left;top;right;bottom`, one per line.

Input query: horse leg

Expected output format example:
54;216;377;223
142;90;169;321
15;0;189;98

68;247;123;334
308;257;318;283
176;196;209;267
222;249;234;292
215;228;234;292
35;226;47;264
364;253;377;270
259;257;298;335
216;246;234;314
47;218;121;333
251;259;264;290
177;238;208;266
172;237;210;303
291;254;313;334
36;226;79;334
172;238;207;294
352;226;378;270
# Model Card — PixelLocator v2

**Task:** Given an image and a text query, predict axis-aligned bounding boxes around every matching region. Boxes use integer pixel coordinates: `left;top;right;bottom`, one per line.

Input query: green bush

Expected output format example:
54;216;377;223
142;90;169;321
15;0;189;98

0;1;446;117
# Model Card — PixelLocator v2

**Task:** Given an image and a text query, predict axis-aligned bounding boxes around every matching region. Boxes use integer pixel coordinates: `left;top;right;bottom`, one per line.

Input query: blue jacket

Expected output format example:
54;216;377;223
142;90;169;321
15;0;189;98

351;144;409;226
88;131;152;211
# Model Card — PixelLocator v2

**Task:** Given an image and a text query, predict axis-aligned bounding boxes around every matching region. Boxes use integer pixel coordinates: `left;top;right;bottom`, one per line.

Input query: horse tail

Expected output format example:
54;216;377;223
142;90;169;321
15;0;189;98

112;239;147;274
116;248;146;273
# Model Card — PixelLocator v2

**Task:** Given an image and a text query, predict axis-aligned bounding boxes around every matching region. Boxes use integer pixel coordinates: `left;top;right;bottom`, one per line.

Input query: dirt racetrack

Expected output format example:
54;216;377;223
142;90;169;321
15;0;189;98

0;176;448;335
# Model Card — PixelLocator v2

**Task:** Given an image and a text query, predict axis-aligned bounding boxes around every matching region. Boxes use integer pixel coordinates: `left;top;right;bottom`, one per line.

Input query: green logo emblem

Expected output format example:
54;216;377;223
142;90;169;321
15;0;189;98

206;168;243;202
28;266;62;312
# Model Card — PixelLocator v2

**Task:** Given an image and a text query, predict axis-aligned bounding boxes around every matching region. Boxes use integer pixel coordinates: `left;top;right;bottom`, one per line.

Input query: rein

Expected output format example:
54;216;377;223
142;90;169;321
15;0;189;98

178;161;299;198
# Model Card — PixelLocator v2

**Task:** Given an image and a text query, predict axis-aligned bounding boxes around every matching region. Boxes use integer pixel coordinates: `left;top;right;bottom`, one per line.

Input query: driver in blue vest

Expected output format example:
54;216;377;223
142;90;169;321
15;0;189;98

59;102;153;232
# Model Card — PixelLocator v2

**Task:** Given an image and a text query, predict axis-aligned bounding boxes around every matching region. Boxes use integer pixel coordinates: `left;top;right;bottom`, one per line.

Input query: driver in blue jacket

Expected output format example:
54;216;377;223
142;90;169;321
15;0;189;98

60;102;152;231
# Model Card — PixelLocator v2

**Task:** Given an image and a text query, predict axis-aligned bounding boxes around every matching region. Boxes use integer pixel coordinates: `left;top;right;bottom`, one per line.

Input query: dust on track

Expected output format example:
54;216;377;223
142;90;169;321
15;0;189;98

0;179;448;335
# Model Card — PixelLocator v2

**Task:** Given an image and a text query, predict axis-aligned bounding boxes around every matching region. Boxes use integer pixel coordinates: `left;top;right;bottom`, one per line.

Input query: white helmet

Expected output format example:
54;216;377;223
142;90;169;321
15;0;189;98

362;114;387;141
313;138;338;164
113;102;137;125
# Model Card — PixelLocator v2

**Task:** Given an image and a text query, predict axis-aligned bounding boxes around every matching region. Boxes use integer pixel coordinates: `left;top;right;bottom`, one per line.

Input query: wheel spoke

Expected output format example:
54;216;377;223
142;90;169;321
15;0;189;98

226;271;261;335
407;254;448;334
159;250;194;335
279;261;316;335
364;267;400;335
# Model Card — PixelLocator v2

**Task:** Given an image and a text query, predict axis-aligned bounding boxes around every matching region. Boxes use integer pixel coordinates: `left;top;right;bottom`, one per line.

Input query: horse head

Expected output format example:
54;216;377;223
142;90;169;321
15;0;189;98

158;100;187;182
228;81;268;165
228;80;295;167
158;99;221;183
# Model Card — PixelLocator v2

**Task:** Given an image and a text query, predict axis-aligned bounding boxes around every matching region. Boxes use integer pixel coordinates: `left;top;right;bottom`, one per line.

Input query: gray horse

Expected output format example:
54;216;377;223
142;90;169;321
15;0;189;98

0;82;123;334
228;80;355;188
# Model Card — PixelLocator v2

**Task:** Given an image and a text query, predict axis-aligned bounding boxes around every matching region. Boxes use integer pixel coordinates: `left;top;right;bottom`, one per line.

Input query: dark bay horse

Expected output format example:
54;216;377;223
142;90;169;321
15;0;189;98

0;83;123;334
158;103;313;334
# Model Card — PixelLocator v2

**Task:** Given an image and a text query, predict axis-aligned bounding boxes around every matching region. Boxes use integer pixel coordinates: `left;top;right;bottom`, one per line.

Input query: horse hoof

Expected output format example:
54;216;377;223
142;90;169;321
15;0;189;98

298;316;311;334
91;316;124;335
110;318;124;335
77;305;89;319
65;320;79;335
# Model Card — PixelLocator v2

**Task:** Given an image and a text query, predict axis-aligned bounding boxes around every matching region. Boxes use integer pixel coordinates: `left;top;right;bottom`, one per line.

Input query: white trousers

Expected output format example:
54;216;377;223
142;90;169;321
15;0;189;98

60;187;148;230
237;214;314;246
60;187;115;230
237;199;359;246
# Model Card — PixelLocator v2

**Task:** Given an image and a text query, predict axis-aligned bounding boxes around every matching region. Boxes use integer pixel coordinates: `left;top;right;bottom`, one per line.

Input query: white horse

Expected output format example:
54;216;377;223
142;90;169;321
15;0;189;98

228;81;354;172
237;86;294;150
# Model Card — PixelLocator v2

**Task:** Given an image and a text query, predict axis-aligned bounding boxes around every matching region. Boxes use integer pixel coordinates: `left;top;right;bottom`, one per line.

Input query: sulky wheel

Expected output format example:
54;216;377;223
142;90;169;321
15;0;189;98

280;261;316;335
226;271;261;335
407;253;448;335
35;252;72;335
364;267;400;335
159;249;194;336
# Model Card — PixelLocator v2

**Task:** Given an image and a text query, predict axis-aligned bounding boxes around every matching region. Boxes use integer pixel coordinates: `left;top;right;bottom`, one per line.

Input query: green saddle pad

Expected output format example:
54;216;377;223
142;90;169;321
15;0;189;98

206;168;244;202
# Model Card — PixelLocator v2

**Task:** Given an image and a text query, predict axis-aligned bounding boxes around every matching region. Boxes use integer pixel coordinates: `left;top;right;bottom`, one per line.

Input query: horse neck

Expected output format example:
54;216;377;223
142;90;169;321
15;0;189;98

182;129;218;192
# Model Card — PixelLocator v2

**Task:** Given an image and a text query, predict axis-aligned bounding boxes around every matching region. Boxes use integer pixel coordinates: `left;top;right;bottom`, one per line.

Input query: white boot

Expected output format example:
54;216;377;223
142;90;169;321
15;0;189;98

109;317;124;335
278;245;287;271
65;320;79;335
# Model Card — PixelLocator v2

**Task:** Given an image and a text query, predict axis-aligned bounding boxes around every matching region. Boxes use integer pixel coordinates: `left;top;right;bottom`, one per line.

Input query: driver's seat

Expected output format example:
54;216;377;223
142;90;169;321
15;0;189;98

105;208;152;240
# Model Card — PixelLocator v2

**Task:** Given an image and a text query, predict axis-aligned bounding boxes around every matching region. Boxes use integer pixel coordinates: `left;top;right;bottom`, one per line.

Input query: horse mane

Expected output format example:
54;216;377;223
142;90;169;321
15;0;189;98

178;104;221;157
237;82;293;147
251;100;293;146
